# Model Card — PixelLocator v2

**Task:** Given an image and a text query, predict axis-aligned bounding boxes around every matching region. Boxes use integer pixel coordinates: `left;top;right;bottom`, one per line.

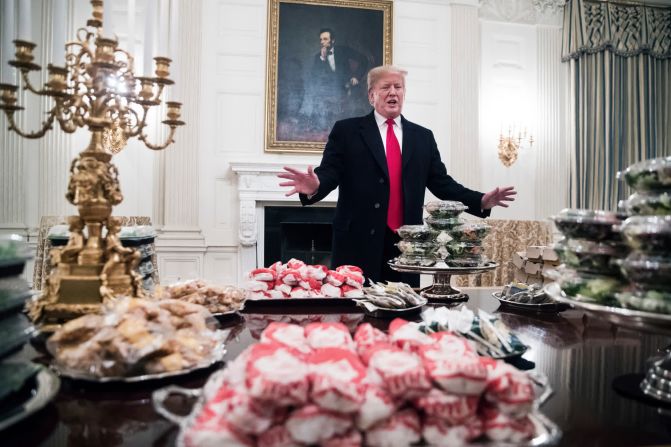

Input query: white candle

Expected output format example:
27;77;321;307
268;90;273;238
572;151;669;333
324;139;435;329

2;0;16;83
143;0;157;75
104;0;115;38
52;0;67;66
17;0;31;42
168;0;178;82
158;0;169;56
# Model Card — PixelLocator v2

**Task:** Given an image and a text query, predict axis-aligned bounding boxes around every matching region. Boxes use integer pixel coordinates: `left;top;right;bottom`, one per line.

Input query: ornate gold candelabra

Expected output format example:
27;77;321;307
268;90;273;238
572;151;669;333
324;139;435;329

498;126;533;167
0;0;184;328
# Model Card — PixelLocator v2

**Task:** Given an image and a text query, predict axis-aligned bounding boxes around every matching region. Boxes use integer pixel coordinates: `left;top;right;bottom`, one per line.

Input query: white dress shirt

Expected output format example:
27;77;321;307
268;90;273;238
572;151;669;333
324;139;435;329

374;110;403;154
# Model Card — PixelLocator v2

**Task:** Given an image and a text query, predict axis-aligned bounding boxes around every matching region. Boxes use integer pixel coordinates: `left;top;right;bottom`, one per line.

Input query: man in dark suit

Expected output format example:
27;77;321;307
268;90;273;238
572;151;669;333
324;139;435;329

309;28;369;129
279;65;516;283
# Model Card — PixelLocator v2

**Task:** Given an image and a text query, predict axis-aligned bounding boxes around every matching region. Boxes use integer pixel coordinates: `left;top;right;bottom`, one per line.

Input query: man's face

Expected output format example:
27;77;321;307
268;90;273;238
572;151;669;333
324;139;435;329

320;32;333;50
368;72;405;119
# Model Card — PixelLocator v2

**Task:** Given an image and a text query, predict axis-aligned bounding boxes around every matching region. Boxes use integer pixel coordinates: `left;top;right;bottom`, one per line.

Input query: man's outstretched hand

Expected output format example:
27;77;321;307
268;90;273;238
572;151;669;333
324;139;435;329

278;166;320;197
481;186;517;210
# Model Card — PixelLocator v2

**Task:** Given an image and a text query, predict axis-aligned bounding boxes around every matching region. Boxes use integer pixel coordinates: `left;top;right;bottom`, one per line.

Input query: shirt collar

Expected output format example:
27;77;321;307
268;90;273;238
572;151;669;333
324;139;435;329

374;110;401;129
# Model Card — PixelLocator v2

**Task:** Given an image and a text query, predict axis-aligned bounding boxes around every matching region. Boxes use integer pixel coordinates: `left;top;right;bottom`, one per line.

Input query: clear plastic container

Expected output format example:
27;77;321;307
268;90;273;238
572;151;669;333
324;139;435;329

448;222;491;242
620;156;671;192
424;201;467;219
396;241;440;257
551;208;622;241
396;225;440;242
0;234;29;266
624;192;671;216
396;254;439;267
555;268;625;304
621;216;671;254
615;289;671;314
553;238;627;275
424;216;462;231
443;242;484;257
618;252;671;291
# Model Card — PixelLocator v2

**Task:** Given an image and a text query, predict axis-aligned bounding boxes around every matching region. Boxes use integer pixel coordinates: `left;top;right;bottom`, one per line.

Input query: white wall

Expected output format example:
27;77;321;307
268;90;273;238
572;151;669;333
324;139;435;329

0;0;568;286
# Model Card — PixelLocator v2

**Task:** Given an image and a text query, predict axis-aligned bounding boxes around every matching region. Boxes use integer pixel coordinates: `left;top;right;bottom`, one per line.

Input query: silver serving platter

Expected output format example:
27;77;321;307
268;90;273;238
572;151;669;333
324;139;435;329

153;371;561;447
354;297;428;319
0;366;60;431
493;291;571;314
211;299;247;318
247;296;362;304
545;282;671;333
52;345;226;383
388;259;499;275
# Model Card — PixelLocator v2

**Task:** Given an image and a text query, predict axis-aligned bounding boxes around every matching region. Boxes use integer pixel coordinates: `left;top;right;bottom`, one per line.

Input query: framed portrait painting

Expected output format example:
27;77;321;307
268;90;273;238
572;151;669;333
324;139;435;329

265;0;393;153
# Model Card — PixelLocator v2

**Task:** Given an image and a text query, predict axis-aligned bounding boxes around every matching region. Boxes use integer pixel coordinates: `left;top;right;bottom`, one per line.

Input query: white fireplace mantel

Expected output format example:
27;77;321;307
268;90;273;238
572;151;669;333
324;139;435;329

230;162;337;278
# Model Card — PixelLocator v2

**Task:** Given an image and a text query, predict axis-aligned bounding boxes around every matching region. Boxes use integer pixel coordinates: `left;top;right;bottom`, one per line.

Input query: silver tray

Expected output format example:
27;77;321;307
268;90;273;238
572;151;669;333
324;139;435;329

153;371;561;447
545;282;671;333
493;291;571;314
0;366;60;431
354;297;428;319
211;299;247;318
247;296;361;304
388;260;499;275
52;345;226;383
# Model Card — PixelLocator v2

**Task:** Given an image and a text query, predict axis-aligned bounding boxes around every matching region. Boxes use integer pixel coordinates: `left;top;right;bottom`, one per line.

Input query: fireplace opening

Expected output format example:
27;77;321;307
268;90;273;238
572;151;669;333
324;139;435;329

264;206;335;267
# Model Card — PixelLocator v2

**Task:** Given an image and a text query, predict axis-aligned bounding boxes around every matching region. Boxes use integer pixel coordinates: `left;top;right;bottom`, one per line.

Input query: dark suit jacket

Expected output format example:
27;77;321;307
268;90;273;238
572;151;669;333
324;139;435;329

300;111;490;281
312;45;368;95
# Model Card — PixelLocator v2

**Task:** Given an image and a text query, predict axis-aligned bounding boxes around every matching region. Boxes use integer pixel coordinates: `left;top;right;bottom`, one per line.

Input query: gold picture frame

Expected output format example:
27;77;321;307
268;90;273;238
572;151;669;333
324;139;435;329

265;0;393;153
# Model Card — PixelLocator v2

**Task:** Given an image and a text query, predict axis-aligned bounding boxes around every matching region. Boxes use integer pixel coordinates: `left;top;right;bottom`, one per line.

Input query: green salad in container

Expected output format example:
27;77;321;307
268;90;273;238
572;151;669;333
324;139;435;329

625;192;671;216
620;156;671;192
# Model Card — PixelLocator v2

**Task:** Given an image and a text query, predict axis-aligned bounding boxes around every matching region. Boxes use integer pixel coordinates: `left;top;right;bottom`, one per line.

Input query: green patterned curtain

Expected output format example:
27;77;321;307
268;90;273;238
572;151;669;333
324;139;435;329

562;0;671;211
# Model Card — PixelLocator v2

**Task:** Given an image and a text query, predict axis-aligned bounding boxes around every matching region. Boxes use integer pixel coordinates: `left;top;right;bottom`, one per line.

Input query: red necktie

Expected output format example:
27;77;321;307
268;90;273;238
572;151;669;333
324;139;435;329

385;119;403;231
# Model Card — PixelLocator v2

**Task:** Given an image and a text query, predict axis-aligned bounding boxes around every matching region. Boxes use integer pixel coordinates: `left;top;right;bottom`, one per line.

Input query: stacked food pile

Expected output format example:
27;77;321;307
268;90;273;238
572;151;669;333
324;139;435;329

550;208;629;305
617;156;671;312
178;320;538;446
246;259;364;299
0;235;45;423
511;245;559;285
154;279;246;314
395;201;491;267
47;297;227;378
244;314;364;340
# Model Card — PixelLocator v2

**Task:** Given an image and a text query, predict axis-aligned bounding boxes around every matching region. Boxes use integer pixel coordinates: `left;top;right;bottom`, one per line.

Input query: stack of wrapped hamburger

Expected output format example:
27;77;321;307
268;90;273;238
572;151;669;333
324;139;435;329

246;259;364;299
395;201;491;268
180;319;537;446
617;156;671;313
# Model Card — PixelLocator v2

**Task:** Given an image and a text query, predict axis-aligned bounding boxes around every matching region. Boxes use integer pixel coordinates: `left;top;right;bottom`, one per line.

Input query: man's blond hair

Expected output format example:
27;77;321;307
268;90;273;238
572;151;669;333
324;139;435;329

367;65;408;91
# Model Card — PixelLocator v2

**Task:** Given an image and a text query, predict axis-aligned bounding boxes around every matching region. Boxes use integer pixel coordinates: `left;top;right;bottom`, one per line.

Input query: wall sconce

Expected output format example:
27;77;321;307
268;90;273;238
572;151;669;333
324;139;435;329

498;126;533;167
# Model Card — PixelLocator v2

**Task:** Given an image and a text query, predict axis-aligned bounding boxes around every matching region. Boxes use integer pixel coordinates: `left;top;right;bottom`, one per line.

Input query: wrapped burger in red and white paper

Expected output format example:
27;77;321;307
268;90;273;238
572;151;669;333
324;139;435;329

285;404;353;445
365;409;421;447
484;361;535;417
183;406;255;447
422;416;484;446
261;322;312;355
419;341;487;396
388;319;433;353
246;343;309;406
354;323;389;361
355;382;397;431
413;388;478;425
368;345;431;399
305;322;355;351
308;348;367;413
205;385;275;435
322;429;363;447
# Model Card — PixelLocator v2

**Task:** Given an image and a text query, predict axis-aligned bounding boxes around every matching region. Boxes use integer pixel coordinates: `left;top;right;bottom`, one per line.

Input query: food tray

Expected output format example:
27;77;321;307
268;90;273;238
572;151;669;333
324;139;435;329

153;372;561;447
51;345;227;384
493;291;571;314
0;366;60;431
388;260;499;275
545;282;671;333
354;297;427;319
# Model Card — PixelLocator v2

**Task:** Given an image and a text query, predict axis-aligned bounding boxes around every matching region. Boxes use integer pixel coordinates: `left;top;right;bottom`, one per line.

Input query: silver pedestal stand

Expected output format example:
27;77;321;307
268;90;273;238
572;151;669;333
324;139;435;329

388;259;498;302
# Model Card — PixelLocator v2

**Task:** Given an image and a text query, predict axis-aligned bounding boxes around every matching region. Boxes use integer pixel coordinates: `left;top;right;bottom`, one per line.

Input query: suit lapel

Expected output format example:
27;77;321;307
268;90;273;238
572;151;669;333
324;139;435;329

401;115;415;170
360;112;389;179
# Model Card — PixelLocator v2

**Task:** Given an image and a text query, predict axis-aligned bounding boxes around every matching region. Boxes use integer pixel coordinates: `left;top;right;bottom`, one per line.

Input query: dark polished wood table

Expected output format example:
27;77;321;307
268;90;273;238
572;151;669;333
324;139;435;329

4;288;671;447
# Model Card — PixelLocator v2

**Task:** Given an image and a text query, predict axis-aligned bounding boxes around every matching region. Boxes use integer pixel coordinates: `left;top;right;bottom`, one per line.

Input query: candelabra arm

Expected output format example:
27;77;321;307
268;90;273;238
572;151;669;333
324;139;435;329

125;106;149;138
5;106;57;139
19;70;53;96
140;125;177;151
